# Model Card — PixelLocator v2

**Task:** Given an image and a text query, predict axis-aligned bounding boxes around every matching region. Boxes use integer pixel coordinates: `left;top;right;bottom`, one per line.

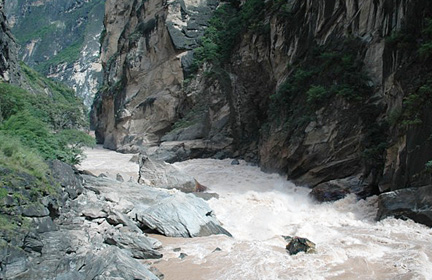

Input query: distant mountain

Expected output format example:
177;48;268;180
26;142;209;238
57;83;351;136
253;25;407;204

4;0;105;107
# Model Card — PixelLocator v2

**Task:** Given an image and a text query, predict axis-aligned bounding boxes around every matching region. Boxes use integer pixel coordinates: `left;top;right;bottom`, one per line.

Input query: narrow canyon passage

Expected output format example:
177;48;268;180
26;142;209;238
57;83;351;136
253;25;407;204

79;148;432;280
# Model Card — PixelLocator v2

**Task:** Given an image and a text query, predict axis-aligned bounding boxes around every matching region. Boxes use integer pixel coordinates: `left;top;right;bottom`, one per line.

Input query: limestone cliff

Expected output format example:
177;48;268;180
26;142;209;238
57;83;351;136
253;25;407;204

4;0;105;107
94;0;432;221
92;0;217;150
0;0;21;85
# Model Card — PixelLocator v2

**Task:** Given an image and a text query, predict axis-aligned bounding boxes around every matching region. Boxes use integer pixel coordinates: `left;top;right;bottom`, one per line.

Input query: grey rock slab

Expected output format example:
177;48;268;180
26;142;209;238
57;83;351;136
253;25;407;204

31;216;57;233
82;247;160;280
104;229;163;259
21;203;50;217
377;185;432;226
138;154;197;192
81;208;108;220
137;192;231;237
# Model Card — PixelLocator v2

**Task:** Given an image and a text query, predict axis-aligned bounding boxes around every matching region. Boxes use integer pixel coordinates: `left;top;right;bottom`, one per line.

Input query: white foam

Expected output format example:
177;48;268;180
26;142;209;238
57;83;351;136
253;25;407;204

171;158;432;280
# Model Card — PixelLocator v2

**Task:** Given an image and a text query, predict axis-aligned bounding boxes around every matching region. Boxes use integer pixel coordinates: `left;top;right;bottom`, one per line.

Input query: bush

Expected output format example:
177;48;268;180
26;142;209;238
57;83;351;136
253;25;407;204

192;0;266;71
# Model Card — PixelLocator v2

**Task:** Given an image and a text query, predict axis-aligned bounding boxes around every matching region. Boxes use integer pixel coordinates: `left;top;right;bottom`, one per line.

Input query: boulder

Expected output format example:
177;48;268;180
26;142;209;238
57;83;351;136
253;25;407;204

138;154;197;192
309;176;368;202
137;192;231;238
285;236;316;255
376;185;432;226
104;230;163;259
21;203;50;217
82;247;160;280
48;160;83;200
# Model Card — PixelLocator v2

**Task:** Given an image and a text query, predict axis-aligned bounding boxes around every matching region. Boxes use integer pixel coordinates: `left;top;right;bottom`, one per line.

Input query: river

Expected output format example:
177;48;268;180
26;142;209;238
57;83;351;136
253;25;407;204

79;148;432;280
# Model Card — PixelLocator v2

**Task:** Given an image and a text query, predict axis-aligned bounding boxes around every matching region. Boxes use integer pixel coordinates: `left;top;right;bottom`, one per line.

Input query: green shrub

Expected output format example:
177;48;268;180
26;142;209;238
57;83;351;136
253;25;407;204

192;0;266;71
0;132;48;180
306;85;328;103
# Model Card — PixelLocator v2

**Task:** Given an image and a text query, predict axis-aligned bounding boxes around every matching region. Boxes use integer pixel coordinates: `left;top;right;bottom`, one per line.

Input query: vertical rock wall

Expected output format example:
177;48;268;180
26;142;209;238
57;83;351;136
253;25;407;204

94;0;432;196
93;0;218;151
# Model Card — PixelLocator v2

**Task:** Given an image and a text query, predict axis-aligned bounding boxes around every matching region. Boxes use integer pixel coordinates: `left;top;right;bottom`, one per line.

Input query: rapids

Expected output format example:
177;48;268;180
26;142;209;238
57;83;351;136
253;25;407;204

79;148;432;279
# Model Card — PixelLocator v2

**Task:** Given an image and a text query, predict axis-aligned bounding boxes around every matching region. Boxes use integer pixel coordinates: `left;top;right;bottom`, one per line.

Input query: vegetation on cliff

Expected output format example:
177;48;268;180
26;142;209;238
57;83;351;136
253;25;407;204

0;62;94;237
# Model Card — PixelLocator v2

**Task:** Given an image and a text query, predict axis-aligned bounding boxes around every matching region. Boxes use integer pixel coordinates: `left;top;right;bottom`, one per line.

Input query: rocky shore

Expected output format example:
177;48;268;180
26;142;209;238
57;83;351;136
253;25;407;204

0;150;230;279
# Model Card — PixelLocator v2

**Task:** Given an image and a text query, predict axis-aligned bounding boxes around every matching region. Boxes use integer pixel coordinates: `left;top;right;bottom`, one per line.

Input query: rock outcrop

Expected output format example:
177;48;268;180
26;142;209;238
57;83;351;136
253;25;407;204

1;160;229;279
92;0;218;150
93;0;432;226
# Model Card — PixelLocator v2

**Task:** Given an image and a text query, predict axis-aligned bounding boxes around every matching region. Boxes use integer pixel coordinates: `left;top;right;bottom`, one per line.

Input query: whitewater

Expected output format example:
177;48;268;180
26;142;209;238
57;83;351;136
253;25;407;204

79;148;432;280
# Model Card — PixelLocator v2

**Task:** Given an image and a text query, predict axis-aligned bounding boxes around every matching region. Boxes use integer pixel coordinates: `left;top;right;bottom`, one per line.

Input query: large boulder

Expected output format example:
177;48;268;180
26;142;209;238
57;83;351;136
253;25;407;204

376;185;432;226
138;154;197;192
49;160;84;200
137;192;231;238
309;176;369;202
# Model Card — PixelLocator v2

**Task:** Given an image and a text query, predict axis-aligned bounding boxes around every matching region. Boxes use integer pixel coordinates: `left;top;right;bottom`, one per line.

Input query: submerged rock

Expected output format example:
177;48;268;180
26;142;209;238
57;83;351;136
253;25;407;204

285;236;316;255
309;176;368;202
137;192;231;238
377;185;432;226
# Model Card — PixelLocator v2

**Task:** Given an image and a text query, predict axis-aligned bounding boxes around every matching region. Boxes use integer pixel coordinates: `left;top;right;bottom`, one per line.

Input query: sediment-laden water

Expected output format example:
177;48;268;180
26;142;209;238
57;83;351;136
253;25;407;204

153;159;432;280
79;149;432;280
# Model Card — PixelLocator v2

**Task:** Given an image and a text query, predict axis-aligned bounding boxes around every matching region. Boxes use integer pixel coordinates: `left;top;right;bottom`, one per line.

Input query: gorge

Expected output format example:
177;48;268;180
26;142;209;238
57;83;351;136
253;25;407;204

1;0;432;279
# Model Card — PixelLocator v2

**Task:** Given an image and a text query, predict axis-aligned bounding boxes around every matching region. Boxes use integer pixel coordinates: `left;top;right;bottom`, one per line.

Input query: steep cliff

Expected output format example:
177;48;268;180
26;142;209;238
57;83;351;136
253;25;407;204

93;0;218;150
4;0;105;106
94;0;432;223
0;0;21;85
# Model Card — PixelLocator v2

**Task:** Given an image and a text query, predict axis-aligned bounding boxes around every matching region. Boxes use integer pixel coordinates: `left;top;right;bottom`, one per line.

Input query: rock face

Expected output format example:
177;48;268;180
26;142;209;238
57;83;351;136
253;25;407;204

93;0;432;226
0;0;21;84
92;0;218;150
4;0;104;106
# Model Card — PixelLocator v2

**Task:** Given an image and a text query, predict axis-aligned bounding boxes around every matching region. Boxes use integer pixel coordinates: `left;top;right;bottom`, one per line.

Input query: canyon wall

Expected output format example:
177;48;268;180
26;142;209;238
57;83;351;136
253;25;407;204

93;0;432;207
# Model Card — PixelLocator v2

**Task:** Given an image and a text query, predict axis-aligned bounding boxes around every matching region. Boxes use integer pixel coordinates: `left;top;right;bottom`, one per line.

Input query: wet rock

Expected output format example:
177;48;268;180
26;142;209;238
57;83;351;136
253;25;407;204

309;183;350;202
173;248;181;252
212;247;222;252
116;173;125;182
310;176;368;202
192;192;219;201
179;252;188;259
137;192;231;238
377;185;432;226
231;159;240;165
285;236;316;255
194;179;208;192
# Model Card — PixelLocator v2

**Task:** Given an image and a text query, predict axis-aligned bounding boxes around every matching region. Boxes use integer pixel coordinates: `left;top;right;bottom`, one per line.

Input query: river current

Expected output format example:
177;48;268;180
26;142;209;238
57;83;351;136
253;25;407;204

79;148;432;279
